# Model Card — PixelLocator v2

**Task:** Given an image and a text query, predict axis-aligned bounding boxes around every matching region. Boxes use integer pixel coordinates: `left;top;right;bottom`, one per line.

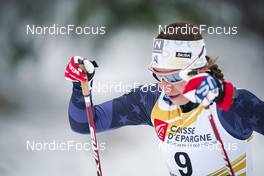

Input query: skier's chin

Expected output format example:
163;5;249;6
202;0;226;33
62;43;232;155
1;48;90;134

169;94;189;105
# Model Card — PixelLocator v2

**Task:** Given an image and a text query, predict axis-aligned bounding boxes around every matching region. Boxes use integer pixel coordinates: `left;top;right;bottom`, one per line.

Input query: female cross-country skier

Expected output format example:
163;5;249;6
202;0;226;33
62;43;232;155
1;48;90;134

64;22;264;176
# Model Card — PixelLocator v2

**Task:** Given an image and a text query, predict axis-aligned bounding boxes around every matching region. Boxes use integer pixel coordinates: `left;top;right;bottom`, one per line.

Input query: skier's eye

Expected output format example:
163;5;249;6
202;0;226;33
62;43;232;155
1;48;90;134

152;73;182;83
164;74;182;83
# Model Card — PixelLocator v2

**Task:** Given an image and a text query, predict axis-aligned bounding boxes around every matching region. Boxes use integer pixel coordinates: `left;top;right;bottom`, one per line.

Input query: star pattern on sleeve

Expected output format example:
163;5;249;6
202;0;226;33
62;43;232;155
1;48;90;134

220;89;264;138
119;115;131;125
132;104;141;115
249;115;259;126
140;94;147;106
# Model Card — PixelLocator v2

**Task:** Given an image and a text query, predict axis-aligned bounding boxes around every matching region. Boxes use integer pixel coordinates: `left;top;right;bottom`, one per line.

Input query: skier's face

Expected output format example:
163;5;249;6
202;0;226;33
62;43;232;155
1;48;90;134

153;68;189;105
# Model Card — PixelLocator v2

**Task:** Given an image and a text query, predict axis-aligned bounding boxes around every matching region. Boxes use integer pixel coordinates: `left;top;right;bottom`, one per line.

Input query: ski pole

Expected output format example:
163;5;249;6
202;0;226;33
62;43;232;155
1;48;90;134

78;60;103;176
181;69;234;175
206;106;235;176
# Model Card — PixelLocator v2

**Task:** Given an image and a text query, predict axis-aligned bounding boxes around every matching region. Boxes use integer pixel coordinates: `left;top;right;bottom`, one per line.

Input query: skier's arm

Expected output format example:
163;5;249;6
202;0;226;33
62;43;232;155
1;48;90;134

231;90;264;135
68;82;160;134
180;71;264;138
217;89;264;139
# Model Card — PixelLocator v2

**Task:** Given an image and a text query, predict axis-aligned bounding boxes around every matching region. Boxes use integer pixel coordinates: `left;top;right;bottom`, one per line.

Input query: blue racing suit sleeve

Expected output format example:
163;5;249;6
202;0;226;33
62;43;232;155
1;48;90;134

68;82;161;134
218;89;264;139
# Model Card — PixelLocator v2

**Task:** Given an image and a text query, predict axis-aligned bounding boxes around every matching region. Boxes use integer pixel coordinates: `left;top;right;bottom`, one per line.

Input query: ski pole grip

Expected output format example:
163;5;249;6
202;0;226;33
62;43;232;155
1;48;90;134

80;80;89;97
78;59;90;97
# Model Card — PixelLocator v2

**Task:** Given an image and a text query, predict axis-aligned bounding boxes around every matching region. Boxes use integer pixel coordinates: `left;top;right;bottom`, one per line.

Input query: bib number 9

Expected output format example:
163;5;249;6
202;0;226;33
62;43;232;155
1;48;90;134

174;152;193;176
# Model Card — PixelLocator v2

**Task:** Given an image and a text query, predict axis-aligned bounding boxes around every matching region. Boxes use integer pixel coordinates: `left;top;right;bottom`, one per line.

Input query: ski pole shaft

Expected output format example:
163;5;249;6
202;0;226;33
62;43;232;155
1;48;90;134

79;62;103;176
206;106;235;176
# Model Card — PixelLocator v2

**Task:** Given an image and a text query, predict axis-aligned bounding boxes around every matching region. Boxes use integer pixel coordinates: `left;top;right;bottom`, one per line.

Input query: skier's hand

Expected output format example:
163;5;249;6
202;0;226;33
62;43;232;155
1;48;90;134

182;72;222;107
64;56;97;82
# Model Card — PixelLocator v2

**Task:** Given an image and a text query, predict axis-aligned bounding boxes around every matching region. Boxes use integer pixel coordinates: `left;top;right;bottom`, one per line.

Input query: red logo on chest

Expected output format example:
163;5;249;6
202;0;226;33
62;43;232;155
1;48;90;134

154;119;169;141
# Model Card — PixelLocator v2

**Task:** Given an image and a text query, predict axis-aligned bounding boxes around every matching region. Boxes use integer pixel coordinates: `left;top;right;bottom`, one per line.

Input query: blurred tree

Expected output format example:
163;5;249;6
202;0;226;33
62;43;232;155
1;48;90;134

0;0;263;68
0;0;263;110
0;0;55;67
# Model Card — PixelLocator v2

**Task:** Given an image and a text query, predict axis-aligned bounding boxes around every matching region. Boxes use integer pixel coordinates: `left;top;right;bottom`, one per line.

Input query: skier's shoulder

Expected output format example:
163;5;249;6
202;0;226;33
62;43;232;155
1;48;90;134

236;88;254;98
217;88;263;139
218;87;262;123
234;88;262;107
123;83;161;104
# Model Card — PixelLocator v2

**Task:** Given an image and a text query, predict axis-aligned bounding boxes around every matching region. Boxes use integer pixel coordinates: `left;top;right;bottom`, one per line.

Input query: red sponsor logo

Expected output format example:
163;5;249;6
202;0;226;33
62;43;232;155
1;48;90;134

154;119;169;141
69;63;80;75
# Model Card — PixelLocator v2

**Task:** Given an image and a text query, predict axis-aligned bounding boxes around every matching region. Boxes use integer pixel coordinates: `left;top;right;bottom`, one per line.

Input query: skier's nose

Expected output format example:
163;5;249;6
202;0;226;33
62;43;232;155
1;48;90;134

160;79;183;94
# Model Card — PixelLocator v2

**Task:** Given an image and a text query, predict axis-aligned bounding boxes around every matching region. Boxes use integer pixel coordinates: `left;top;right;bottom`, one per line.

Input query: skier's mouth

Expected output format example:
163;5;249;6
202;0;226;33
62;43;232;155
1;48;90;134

168;94;181;99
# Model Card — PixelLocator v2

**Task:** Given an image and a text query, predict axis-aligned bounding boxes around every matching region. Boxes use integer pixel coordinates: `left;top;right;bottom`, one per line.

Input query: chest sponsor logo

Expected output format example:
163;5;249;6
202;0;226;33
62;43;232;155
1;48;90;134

154;119;169;141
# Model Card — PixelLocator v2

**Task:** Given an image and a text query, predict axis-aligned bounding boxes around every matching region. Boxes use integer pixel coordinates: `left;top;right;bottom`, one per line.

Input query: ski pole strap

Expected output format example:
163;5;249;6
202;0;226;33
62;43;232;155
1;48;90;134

78;59;99;69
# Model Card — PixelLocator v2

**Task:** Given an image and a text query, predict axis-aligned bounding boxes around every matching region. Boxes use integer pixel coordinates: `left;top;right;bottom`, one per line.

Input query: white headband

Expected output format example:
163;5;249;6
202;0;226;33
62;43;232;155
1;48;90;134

151;38;207;70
